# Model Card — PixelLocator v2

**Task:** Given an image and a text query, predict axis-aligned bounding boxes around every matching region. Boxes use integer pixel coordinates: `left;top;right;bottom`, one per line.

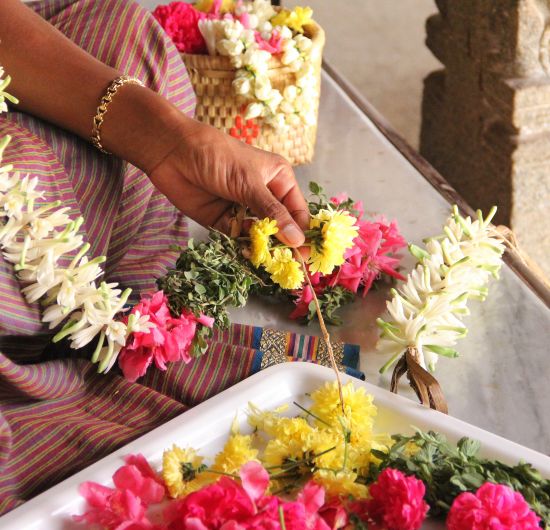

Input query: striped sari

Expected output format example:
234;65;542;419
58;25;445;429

0;0;361;515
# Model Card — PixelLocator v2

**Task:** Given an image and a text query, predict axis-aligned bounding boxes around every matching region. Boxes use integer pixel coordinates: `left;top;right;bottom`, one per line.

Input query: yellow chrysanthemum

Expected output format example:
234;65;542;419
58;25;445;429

264;248;304;289
210;433;259;475
247;402;289;433
162;445;209;498
271;6;313;33
313;469;368;499
195;0;234;14
249;218;278;267
308;209;358;275
309;381;378;435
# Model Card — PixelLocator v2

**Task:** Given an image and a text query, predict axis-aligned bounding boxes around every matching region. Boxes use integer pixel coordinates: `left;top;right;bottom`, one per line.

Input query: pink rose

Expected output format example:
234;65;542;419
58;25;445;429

447;482;541;530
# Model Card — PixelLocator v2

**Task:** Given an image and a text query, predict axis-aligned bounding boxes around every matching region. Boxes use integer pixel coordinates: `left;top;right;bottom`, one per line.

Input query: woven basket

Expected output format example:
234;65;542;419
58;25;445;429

182;21;325;166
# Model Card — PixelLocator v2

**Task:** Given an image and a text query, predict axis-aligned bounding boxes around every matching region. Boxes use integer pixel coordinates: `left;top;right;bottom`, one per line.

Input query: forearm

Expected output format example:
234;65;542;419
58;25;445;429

0;0;193;172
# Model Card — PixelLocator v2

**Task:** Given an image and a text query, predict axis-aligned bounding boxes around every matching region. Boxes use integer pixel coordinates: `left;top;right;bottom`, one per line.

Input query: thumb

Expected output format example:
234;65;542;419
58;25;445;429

247;185;305;247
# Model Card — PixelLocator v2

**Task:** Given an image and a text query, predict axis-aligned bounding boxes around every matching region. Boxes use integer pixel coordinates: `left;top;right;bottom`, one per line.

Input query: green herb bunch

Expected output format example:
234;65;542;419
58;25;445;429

370;430;550;527
157;231;260;334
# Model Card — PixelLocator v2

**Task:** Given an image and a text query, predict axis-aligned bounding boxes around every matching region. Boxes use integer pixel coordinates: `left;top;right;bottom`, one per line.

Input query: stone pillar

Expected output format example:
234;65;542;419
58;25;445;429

420;0;550;278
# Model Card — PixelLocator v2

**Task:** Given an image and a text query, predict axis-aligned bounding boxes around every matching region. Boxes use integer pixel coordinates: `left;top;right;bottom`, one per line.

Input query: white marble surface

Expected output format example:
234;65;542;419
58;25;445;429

218;73;550;455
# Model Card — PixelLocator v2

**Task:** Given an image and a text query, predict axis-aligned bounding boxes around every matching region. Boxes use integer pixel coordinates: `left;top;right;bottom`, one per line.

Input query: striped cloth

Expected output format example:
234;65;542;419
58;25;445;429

0;0;362;516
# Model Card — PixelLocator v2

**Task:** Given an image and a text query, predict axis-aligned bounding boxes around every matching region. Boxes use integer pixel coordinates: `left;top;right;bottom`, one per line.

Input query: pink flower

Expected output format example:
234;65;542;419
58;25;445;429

118;291;214;382
74;482;155;530
289;285;314;320
330;219;406;296
153;2;207;54
318;498;348;529
352;468;428;530
255;29;283;54
113;457;165;506
447;482;541;530
330;193;349;206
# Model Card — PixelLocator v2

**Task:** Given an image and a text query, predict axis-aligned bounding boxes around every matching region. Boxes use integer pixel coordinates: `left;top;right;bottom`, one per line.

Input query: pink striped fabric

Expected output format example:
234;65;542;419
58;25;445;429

0;0;202;513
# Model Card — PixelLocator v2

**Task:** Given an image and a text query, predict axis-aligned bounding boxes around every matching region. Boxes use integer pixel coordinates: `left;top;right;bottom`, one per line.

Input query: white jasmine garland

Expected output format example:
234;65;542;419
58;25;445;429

377;206;505;373
0;132;143;374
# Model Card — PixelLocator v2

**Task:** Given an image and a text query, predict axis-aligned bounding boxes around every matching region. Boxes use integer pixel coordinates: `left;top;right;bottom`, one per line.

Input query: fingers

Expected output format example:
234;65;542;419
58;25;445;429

266;163;310;232
246;184;305;247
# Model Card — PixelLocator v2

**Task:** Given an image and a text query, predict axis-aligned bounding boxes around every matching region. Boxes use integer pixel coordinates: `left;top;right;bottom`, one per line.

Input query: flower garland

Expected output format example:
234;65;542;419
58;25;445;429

377;206;504;373
73;381;548;529
375;206;505;410
153;0;318;132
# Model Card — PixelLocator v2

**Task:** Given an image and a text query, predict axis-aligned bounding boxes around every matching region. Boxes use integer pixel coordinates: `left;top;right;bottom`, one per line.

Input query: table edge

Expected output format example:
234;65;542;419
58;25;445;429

321;61;550;309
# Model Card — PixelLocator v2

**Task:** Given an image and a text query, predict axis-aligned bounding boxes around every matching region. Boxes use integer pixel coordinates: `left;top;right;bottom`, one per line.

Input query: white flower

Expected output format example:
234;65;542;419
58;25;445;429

282;46;301;66
283;85;298;102
280;100;295;114
377;206;504;373
106;320;128;347
247;14;259;30
251;0;276;24
233;76;252;96
294;34;312;53
265;113;287;132
265;89;283;114
244;49;271;75
217;38;245;57
278;25;293;40
254;77;273;101
223;20;244;41
259;21;272;34
244;102;264;119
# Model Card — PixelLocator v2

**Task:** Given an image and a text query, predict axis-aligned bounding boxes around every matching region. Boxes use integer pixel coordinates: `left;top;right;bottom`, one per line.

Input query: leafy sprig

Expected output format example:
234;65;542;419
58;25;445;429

157;231;261;330
370;430;550;526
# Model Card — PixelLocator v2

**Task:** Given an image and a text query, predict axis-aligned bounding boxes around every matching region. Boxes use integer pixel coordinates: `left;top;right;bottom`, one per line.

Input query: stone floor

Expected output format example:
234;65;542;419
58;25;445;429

137;0;548;280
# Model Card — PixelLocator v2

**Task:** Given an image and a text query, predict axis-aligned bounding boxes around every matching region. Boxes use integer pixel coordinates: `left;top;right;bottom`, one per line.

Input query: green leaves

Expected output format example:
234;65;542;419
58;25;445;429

157;231;261;334
372;430;550;526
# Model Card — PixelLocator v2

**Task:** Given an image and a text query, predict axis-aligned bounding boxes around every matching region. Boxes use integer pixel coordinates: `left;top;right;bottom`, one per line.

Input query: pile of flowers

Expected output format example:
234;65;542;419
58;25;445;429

73;381;547;529
377;206;505;374
153;0;319;132
158;183;407;332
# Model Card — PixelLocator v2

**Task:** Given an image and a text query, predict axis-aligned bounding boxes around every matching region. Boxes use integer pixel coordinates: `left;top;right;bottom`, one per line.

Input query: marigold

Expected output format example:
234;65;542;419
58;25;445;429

271;6;313;33
313;469;367;499
309;381;377;435
249;218;278;267
210;433;259;475
264;247;304;289
308;209;358;275
162;445;208;498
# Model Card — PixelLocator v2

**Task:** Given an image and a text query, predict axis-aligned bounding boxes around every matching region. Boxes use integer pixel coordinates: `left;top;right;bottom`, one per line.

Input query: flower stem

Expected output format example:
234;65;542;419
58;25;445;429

293;250;345;416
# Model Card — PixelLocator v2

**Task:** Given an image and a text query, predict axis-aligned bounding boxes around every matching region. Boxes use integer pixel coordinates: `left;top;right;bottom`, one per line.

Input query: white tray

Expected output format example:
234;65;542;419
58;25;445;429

2;362;549;529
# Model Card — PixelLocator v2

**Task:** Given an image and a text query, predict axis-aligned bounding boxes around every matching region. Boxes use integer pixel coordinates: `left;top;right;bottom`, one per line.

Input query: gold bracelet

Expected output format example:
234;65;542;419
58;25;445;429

91;75;145;155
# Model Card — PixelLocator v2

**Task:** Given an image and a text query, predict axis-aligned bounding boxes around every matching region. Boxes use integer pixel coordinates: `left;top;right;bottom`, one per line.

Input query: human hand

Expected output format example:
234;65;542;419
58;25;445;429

145;117;309;247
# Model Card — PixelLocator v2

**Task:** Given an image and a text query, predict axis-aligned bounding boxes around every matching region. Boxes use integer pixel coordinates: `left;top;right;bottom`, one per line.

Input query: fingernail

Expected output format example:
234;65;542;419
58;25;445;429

281;224;304;247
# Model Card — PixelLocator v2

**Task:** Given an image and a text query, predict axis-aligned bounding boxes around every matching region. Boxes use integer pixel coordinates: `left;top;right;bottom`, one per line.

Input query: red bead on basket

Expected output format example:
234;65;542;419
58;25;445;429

230;115;260;145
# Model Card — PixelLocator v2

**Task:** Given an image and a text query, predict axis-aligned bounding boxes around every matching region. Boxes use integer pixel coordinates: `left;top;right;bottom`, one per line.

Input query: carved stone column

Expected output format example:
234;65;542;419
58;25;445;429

420;0;550;278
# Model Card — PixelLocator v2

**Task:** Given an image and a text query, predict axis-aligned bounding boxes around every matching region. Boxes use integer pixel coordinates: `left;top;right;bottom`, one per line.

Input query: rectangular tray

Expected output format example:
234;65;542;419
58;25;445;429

2;362;549;529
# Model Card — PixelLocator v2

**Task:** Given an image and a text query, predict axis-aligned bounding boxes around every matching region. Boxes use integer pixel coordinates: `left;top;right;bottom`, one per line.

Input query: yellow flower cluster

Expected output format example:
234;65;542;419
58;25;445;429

248;218;304;290
195;0;234;14
162;445;209;498
308;209;358;275
162;381;389;501
271;6;313;33
249;218;278;267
